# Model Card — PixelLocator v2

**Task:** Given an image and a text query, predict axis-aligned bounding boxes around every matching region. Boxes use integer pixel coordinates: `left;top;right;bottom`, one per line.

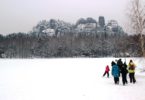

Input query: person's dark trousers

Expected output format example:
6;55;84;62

129;73;136;83
125;74;128;84
122;73;128;85
103;72;109;78
114;77;119;84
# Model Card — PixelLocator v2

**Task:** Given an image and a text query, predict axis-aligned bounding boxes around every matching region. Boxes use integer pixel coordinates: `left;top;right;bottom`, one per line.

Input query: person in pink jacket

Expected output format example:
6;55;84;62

103;65;110;78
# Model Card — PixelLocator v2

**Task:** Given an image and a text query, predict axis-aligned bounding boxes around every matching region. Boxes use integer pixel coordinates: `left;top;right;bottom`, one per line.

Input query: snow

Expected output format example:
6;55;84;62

0;58;145;100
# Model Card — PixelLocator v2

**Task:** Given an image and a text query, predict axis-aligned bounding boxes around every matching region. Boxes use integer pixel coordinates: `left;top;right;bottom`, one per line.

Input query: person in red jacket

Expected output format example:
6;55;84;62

103;65;110;78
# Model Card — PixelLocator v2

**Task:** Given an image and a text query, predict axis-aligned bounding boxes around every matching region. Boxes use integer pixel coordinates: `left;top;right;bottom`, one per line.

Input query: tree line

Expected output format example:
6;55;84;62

0;32;144;58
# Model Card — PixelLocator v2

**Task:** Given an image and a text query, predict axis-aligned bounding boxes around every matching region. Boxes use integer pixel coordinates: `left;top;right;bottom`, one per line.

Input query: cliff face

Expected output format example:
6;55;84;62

32;18;124;37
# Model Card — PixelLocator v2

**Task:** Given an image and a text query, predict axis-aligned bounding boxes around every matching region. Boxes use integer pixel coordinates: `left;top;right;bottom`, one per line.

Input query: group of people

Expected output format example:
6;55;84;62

103;59;136;85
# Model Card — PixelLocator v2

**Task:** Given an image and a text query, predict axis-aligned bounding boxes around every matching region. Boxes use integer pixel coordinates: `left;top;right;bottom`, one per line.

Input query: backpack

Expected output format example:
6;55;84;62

129;63;135;70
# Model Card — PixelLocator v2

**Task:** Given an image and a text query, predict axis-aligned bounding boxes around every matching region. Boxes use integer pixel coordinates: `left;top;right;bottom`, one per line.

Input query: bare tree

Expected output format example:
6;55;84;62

128;0;145;56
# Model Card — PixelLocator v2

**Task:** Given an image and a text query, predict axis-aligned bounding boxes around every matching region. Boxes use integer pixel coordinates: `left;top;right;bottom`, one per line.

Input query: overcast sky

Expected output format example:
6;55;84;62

0;0;130;35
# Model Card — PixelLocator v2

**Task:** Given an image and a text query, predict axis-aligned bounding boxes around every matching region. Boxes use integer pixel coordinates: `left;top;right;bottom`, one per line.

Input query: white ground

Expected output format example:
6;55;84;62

0;58;145;100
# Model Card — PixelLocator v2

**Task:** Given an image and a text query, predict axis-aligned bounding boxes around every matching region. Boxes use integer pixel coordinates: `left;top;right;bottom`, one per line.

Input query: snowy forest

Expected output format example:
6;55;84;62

0;17;144;58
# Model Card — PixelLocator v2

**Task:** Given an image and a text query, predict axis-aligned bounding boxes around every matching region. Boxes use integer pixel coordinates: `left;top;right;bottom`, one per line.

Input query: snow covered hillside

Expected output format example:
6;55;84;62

0;58;145;100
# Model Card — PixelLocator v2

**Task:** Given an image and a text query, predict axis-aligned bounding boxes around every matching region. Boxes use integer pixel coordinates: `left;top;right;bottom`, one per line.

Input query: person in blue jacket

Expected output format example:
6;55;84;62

111;61;120;84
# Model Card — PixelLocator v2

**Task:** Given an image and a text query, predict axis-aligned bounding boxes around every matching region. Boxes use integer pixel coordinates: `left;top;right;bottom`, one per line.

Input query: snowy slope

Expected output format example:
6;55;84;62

0;58;145;100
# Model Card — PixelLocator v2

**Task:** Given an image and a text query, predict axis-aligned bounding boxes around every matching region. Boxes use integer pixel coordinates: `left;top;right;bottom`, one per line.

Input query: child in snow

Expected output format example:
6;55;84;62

103;65;110;78
128;60;136;83
111;61;120;84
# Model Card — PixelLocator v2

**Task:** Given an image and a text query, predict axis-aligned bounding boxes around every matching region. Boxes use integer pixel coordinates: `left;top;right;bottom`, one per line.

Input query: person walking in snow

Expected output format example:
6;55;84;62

117;59;123;75
103;65;110;78
128;60;136;83
111;61;120;84
120;62;128;85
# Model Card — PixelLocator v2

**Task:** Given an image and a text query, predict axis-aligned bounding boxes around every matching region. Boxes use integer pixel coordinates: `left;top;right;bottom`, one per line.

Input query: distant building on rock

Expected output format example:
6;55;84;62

105;20;124;34
99;16;105;28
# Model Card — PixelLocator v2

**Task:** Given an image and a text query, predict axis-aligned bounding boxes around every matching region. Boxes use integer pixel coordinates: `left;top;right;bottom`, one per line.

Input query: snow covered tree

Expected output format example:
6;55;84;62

128;0;145;56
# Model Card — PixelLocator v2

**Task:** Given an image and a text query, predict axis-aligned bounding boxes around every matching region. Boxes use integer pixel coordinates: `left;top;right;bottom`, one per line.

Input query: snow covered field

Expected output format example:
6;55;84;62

0;58;145;100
